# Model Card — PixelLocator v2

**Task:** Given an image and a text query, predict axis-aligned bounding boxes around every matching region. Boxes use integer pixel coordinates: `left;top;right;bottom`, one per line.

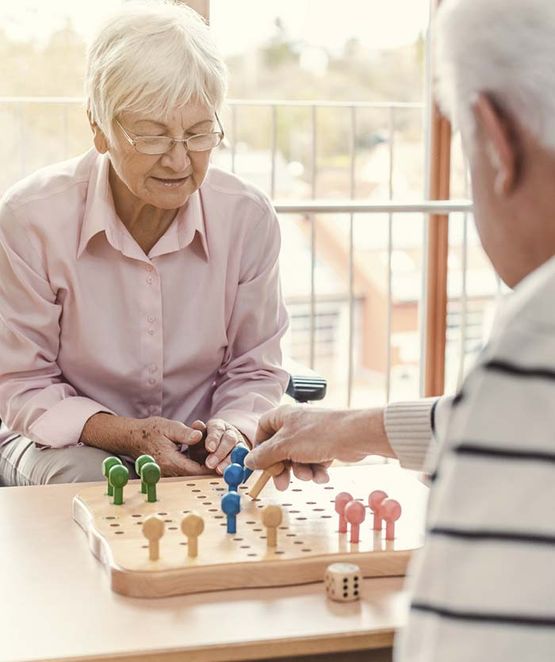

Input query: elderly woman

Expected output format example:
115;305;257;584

0;0;289;485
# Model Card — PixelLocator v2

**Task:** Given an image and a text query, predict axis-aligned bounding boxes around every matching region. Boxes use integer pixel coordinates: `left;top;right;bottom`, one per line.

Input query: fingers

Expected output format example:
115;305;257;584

164;419;203;446
205;419;241;473
272;463;291;491
164;449;212;477
291;462;314;481
311;463;330;484
245;436;286;471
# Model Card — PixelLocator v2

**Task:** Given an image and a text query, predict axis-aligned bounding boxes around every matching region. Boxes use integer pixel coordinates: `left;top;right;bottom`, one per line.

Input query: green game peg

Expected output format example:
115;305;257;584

141;462;161;503
109;464;129;506
135;454;156;494
102;456;123;496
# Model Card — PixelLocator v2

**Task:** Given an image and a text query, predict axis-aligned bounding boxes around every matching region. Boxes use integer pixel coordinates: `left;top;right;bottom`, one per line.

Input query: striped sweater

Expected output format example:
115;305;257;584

385;256;555;661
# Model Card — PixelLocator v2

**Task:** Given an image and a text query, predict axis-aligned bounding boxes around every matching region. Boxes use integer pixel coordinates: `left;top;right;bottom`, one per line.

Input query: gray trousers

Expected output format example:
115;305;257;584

0;435;138;486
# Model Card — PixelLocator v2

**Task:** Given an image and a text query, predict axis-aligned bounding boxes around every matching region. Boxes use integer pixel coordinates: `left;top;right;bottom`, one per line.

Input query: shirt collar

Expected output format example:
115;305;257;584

77;151;210;261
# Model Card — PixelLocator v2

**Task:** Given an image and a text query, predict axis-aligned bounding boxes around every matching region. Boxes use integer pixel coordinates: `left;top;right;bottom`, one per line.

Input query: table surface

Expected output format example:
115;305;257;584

0;463;427;662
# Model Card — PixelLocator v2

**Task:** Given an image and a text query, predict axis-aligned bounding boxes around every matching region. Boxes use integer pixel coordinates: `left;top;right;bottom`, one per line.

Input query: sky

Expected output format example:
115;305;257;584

0;0;430;54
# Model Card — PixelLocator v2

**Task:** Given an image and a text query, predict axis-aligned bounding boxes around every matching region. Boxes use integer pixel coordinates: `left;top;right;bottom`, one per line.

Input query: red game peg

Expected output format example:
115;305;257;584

334;492;354;533
344;500;366;543
368;490;388;531
380;498;402;540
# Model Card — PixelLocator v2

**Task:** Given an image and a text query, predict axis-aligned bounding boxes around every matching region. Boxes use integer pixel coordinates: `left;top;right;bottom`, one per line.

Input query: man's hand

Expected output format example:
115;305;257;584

203;418;247;475
127;416;212;477
244;404;394;490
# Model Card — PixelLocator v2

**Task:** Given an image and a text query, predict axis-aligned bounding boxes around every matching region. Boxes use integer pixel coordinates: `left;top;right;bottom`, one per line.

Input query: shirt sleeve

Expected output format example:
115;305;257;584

210;200;290;442
384;396;452;471
0;200;114;448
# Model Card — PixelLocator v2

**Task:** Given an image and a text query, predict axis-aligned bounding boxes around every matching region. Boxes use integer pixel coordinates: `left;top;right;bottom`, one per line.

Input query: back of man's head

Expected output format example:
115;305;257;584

436;0;555;151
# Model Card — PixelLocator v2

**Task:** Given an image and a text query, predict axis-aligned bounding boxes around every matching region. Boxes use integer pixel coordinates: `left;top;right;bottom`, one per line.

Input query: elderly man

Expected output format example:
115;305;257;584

246;0;555;659
0;0;289;485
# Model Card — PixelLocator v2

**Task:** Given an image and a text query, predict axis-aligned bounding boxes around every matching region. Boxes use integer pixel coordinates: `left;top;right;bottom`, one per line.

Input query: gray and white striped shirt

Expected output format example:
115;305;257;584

386;256;555;661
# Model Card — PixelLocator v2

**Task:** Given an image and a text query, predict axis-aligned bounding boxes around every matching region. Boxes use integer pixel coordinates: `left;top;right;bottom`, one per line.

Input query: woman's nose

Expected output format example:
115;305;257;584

161;140;191;171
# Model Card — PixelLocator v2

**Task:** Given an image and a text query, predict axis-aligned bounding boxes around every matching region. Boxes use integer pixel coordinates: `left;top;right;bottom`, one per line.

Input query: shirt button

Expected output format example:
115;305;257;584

146;264;154;272
146;276;153;285
149;364;157;373
147;315;156;323
148;377;156;385
147;329;155;336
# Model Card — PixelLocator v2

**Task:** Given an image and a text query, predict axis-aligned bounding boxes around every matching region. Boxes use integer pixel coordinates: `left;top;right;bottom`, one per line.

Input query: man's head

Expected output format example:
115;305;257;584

436;0;555;287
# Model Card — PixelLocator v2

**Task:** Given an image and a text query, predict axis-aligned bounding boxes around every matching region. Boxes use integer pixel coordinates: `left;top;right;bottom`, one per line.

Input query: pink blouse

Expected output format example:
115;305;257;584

0;149;289;448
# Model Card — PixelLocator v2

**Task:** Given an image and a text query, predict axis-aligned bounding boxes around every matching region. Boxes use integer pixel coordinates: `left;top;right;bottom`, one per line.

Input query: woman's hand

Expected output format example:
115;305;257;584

127;416;212;477
203;418;247;475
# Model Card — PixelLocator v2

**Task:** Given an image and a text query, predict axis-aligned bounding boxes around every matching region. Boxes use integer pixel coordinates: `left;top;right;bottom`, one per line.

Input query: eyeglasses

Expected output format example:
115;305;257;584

115;113;224;155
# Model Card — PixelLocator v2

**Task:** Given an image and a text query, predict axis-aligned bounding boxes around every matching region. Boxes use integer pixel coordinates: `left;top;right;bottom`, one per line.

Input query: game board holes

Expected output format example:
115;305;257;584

141;544;148;549
214;515;224;519
169;526;178;531
253;528;262;532
275;550;285;555
240;545;250;549
306;501;317;505
192;489;201;493
247;553;258;557
246;521;256;524
279;526;288;530
157;512;168;516
292;488;302;492
209;481;219;485
233;538;243;542
182;510;190;514
131;514;141;518
219;523;227;527
202;502;212;506
105;516;116;520
286;533;296;537
324;486;334;490
294;541;303;545
313;508;324;512
259;535;267;539
115;531;124;535
186;483;195;487
209;509;218;512
289;510;300;514
301;549;312;552
321;515;332;519
135;521;143;525
164;519;172;523
281;503;292;507
295;517;307;521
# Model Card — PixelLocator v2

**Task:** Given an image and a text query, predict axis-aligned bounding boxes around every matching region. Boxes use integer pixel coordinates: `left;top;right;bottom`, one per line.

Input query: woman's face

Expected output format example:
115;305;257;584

97;101;217;211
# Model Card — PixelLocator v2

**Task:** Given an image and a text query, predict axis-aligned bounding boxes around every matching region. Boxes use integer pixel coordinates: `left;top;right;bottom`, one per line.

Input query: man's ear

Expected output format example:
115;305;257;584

87;111;109;154
471;93;519;196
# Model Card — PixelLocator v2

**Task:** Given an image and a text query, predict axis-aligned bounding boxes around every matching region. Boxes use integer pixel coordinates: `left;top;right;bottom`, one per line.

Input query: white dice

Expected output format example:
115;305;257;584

324;562;361;602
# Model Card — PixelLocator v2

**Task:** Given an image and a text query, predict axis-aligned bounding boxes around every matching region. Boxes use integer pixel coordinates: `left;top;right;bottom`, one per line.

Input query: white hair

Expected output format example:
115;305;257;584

85;0;227;144
435;0;555;150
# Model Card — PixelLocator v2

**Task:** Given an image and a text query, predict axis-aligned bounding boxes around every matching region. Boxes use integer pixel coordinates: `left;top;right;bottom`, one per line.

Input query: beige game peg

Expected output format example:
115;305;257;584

180;512;205;558
261;505;283;548
142;515;165;561
248;462;285;499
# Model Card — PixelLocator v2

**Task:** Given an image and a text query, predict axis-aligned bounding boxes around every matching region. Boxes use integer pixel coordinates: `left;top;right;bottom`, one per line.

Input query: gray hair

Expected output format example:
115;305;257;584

85;0;227;144
435;0;555;150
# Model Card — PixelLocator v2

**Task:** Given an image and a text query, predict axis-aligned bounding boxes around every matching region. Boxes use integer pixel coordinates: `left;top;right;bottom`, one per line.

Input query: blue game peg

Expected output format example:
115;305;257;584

221;491;241;534
230;445;253;483
223;462;244;492
230;445;249;467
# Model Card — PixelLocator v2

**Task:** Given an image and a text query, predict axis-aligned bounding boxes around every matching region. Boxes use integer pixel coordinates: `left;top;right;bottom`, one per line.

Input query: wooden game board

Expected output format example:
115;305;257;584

73;464;427;598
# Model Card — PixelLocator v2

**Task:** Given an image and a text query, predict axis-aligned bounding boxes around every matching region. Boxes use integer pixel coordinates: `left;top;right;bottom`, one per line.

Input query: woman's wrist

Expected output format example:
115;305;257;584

345;408;397;462
80;412;137;455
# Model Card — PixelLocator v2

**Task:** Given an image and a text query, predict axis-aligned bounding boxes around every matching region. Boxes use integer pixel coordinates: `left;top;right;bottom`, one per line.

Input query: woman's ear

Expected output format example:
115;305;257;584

87;111;109;154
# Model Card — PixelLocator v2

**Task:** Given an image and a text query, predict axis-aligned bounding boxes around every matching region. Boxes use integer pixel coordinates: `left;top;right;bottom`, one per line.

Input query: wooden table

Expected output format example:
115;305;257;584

0;464;427;662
